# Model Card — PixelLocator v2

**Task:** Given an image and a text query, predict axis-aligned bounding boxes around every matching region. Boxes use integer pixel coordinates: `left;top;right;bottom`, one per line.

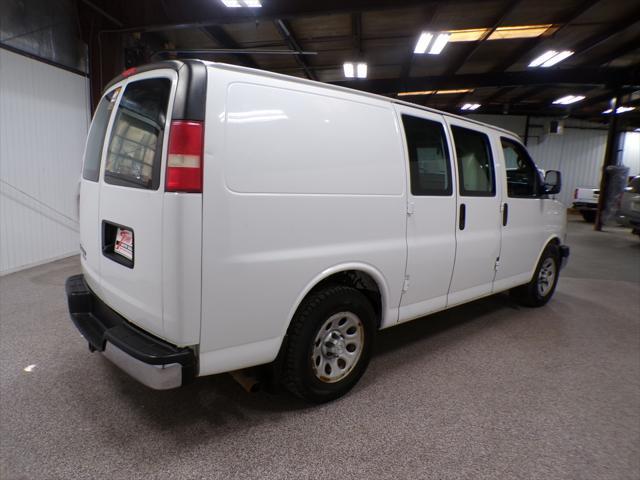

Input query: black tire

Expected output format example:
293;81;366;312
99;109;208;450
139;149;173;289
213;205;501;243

510;244;560;308
581;210;596;223
282;285;376;403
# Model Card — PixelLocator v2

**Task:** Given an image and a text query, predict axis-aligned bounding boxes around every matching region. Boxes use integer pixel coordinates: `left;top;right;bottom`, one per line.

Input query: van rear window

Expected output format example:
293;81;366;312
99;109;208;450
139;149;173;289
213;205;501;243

82;89;117;182
104;78;171;190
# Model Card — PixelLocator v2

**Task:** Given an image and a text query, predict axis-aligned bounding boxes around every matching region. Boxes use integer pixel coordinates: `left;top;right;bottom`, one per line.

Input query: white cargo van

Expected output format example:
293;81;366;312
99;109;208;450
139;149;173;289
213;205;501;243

66;59;569;403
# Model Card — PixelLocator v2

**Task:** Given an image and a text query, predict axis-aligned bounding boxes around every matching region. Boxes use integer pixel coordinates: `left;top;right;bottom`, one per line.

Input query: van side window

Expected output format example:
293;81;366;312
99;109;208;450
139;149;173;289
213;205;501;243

104;78;171;190
451;126;495;197
82;89;117;182
401;115;452;196
501;138;541;198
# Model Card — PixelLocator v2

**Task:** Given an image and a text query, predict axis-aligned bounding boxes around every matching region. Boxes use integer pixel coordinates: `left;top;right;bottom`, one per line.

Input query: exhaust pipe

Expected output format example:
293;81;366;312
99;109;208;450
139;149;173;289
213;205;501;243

230;370;260;393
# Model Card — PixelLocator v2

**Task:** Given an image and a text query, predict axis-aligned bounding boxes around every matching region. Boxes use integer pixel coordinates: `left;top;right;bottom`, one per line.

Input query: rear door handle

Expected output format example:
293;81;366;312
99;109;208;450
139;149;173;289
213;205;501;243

502;203;509;226
459;203;466;230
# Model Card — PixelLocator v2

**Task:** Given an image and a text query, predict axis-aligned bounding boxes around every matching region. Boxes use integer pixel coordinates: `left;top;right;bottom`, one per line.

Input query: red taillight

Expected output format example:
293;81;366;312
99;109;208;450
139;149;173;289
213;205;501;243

166;121;204;193
574;188;578;199
122;67;137;77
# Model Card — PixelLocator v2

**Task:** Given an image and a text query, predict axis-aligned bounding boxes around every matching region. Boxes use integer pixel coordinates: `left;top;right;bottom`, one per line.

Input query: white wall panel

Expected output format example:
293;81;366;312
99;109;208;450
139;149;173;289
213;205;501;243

470;114;609;207
621;132;640;177
0;48;89;274
527;125;607;207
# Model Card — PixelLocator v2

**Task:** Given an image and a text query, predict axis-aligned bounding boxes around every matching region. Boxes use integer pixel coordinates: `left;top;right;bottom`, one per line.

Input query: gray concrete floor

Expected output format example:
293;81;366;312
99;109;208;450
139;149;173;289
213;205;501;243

1;215;639;480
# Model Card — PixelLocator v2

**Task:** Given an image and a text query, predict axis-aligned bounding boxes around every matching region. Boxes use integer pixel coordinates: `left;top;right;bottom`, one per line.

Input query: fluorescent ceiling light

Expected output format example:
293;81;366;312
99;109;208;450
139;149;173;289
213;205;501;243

220;0;261;7
635;128;640;132
429;33;451;54
461;103;481;111
344;62;367;79
529;50;574;68
529;50;558;67
541;50;574;67
603;106;636;114
414;32;450;55
343;63;354;78
397;89;474;96
552;95;585;105
488;24;554;40
414;33;434;54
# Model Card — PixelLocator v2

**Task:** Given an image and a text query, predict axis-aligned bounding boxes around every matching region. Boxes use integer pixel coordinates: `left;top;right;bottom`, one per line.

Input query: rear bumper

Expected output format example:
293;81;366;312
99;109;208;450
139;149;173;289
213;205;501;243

65;274;196;390
572;202;597;210
559;245;570;270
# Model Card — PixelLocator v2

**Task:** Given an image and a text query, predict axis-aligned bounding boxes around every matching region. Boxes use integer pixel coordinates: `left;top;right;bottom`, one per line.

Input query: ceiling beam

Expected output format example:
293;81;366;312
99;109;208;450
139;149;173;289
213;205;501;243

483;86;516;105
492;0;602;72
445;0;522;76
591;36;640;66
201;25;260;68
273;19;317;80
508;86;546;106
571;7;640;62
100;0;448;33
398;5;438;91
333;67;639;95
351;13;363;56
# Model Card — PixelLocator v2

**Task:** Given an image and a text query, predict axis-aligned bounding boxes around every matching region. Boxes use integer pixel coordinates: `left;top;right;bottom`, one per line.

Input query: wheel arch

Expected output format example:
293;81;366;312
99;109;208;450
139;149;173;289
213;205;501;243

282;263;390;338
530;235;562;276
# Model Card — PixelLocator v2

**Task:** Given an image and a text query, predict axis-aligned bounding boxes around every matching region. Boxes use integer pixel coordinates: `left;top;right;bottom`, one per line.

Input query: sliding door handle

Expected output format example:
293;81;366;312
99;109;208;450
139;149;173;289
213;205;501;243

459;203;466;230
502;203;509;226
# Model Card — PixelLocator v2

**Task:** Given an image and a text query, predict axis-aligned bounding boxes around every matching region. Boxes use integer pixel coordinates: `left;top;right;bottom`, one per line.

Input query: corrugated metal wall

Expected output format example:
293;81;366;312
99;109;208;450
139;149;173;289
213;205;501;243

0;48;89;274
621;132;640;177
472;114;609;206
526;122;608;206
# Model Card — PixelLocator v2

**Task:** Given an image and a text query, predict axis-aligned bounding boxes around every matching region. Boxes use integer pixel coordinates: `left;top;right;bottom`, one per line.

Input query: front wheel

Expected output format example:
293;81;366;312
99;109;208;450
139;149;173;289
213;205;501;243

282;285;376;403
511;244;560;307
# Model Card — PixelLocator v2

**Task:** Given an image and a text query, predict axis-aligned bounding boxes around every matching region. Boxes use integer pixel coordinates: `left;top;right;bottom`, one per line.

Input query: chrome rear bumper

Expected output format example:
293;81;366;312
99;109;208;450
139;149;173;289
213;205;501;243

65;274;196;390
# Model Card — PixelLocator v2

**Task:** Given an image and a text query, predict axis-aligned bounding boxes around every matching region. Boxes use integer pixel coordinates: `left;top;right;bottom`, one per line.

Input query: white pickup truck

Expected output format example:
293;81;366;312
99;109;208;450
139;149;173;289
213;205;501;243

572;187;599;222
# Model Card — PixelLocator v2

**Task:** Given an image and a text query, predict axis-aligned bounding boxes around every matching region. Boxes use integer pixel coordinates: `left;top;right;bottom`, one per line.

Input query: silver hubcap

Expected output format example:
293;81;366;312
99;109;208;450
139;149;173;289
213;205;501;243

537;257;556;296
312;312;364;383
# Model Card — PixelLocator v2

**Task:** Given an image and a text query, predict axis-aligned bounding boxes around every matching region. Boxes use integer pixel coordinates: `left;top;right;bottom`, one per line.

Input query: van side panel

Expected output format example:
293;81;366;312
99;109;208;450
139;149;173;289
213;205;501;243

161;194;202;346
223;83;403;195
199;67;407;374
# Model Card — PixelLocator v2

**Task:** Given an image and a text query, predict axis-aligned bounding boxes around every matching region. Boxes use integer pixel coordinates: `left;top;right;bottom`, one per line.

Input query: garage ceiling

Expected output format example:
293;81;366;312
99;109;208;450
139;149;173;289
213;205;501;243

78;0;640;125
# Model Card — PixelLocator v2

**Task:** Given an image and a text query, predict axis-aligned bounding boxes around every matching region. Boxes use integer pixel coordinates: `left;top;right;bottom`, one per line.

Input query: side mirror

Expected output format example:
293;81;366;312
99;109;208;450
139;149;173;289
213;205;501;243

543;170;562;195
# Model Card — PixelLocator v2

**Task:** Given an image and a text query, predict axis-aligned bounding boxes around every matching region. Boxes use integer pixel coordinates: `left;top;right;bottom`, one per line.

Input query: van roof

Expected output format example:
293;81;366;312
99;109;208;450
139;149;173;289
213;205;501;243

106;59;519;139
203;61;519;139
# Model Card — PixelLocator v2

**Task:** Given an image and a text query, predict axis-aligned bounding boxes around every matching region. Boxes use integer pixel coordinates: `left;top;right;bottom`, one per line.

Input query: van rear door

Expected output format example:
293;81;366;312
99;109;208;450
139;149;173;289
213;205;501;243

97;70;176;339
79;87;119;299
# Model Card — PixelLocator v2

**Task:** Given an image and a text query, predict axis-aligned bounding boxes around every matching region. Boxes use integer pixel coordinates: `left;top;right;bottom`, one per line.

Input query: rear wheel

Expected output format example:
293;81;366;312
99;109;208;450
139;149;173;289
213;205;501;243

511;244;560;307
282;285;376;403
580;210;596;223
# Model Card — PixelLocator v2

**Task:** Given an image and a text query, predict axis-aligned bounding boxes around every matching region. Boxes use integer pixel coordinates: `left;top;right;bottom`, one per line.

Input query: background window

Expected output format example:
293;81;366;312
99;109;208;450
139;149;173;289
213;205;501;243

402;115;452;196
501;138;540;197
104;78;171;190
451;126;495;197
